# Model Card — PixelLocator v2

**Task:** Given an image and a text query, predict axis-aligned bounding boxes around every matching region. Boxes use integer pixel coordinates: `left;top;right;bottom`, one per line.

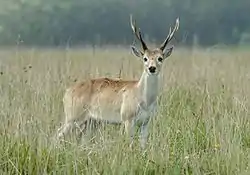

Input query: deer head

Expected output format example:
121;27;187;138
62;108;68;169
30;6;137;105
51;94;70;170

130;15;179;75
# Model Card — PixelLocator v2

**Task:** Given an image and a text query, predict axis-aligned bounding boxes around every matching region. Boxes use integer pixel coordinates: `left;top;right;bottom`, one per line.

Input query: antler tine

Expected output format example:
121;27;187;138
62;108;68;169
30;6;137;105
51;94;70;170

130;15;148;51
160;18;180;51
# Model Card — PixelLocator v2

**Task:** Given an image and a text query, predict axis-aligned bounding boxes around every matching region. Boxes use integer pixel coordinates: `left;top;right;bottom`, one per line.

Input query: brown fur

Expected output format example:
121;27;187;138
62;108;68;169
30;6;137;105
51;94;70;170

71;78;137;98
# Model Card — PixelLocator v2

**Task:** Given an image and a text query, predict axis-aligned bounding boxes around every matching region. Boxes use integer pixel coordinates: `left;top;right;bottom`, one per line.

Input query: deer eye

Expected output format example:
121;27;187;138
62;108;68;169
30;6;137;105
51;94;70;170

158;57;163;62
143;57;148;62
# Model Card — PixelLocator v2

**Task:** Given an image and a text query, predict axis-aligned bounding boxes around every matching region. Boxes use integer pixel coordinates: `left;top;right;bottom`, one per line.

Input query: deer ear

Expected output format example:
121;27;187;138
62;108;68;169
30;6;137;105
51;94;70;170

131;46;143;58
163;46;174;59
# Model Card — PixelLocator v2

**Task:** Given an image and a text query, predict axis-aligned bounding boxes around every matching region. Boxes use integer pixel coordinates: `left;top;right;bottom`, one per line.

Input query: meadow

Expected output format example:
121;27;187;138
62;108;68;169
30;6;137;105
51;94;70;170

0;46;250;174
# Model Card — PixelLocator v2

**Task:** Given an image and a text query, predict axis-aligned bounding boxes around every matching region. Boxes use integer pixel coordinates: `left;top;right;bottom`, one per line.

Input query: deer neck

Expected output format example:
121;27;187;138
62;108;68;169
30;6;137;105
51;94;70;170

136;70;159;107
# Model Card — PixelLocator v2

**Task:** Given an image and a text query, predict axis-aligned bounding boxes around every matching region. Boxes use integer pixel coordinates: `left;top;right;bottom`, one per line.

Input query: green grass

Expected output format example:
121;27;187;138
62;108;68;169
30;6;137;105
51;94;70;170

0;46;250;174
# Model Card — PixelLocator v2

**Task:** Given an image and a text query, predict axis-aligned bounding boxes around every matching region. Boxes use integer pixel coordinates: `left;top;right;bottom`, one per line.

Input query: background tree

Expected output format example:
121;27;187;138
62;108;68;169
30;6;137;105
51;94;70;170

0;0;249;47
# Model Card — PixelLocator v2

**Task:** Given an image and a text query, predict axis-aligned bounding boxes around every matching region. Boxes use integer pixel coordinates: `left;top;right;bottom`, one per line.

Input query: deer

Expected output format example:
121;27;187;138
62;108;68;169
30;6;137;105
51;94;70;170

56;15;179;149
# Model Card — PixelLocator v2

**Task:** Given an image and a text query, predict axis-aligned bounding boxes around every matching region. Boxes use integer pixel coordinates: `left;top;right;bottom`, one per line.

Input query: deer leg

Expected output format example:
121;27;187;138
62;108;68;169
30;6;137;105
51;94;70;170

139;118;150;150
76;119;94;140
124;119;135;148
76;118;102;143
57;120;74;140
57;105;88;141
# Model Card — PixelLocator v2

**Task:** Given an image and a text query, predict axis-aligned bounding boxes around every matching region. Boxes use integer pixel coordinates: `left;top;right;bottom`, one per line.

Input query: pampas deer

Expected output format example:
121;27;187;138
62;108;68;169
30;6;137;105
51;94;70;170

57;15;179;149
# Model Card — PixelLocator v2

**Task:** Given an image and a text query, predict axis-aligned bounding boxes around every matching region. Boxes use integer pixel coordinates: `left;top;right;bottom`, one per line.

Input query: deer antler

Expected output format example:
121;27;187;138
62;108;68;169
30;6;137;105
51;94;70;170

160;18;180;51
130;15;148;51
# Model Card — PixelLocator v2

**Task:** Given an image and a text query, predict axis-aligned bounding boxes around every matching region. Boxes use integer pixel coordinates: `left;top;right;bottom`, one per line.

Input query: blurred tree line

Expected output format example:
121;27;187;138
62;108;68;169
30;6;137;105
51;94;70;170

0;0;249;47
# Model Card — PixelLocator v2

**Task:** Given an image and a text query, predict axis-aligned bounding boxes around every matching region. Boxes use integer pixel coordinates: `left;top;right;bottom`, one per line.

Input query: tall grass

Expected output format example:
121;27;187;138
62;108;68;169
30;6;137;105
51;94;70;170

0;46;250;174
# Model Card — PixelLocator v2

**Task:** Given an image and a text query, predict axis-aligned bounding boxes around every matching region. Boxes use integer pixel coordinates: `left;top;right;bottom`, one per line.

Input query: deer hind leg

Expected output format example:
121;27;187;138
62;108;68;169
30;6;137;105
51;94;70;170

57;113;79;140
73;119;87;143
57;102;88;141
57;121;74;140
76;118;100;143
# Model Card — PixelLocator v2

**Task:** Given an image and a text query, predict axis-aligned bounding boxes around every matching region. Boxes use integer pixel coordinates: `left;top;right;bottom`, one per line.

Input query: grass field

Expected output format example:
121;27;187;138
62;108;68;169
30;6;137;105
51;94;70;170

0;46;250;174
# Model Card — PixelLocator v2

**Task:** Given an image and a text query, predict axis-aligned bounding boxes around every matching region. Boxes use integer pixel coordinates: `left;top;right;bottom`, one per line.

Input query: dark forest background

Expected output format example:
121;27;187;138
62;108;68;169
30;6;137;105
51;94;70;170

0;0;249;47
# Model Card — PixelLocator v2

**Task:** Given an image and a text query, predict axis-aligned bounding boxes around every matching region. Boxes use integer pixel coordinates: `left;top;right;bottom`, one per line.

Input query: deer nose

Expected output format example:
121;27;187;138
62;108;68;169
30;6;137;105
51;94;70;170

148;66;156;73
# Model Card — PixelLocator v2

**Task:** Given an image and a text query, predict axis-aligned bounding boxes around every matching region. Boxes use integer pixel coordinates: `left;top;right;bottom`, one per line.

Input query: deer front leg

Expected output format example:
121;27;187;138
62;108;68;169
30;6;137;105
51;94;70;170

121;94;137;148
124;119;135;148
139;103;156;149
139;118;150;150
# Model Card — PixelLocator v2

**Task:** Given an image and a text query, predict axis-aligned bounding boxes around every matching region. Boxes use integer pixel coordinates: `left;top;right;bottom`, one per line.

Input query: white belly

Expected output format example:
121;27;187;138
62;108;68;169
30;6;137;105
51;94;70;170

87;108;122;123
87;101;157;125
